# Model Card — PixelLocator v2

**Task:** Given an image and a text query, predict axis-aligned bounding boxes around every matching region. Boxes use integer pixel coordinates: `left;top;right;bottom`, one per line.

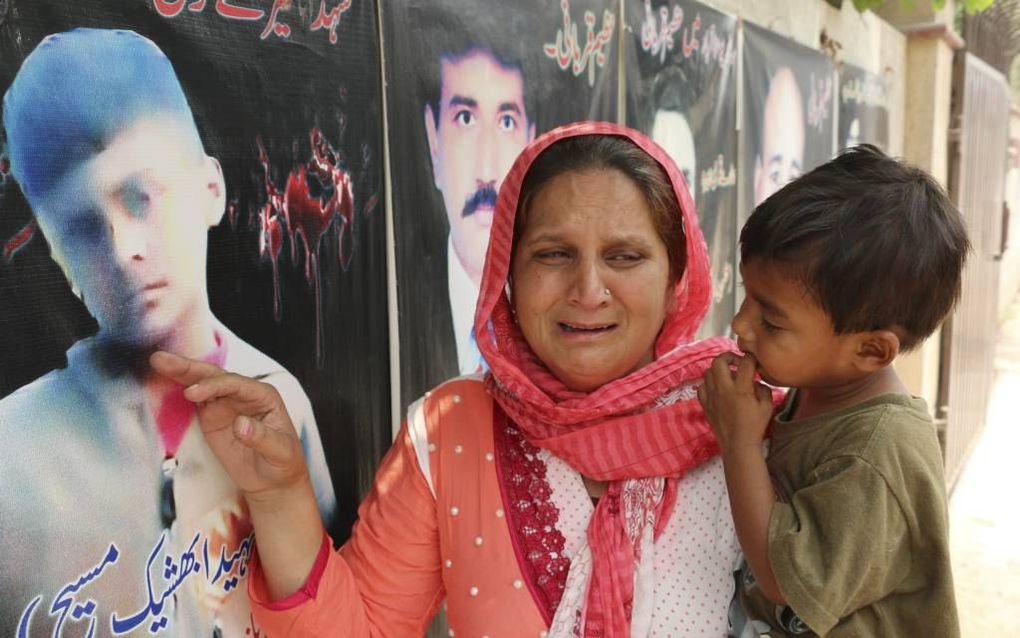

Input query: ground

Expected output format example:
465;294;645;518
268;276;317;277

950;290;1020;636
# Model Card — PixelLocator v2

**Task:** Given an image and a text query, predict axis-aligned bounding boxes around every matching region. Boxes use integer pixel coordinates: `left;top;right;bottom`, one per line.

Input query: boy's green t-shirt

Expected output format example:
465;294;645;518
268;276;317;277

731;392;960;637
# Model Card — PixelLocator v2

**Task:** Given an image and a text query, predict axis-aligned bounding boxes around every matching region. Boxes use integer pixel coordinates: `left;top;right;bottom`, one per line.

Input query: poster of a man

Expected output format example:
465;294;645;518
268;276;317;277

0;24;353;637
753;66;805;207
626;0;739;339
423;45;537;374
650;107;698;191
384;0;619;409
741;22;835;220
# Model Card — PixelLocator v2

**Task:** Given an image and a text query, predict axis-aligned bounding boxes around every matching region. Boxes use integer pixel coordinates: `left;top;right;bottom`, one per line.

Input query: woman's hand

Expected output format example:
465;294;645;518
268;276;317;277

151;351;328;600
697;352;774;454
150;351;310;500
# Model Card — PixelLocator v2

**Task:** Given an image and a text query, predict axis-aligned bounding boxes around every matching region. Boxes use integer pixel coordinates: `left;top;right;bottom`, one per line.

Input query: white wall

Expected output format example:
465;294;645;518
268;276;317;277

998;106;1020;319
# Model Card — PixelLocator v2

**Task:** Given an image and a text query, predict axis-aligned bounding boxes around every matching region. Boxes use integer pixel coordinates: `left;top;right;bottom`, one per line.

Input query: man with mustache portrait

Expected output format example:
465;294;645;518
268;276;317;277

423;41;536;374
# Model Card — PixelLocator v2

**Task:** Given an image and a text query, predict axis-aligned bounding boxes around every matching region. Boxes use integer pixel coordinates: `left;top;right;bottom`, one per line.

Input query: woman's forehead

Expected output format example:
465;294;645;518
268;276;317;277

519;176;660;247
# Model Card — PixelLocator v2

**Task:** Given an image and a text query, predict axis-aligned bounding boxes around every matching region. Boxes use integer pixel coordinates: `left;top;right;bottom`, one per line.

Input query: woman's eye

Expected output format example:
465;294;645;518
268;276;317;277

536;249;570;261
608;253;643;265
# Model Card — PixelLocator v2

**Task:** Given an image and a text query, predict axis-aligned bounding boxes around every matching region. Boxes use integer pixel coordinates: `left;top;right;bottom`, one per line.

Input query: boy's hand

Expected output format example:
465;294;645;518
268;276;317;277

698;352;774;454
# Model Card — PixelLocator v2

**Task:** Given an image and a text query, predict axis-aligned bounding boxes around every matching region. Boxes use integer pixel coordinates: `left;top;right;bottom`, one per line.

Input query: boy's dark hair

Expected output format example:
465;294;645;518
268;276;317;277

740;144;970;351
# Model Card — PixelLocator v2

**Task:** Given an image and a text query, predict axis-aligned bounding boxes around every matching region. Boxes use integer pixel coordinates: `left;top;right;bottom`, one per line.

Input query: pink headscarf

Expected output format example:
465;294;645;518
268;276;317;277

474;122;736;635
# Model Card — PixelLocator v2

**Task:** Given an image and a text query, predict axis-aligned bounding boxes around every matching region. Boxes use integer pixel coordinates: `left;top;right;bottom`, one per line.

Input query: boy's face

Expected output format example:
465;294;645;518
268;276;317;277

34;116;222;347
732;258;860;388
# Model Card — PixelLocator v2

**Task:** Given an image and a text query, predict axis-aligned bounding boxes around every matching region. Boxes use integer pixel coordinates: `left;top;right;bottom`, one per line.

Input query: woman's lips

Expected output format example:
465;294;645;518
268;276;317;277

558;321;617;340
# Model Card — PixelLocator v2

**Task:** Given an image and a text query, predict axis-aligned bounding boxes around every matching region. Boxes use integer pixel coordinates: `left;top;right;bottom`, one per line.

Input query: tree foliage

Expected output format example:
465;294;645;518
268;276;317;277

843;0;995;13
937;0;997;13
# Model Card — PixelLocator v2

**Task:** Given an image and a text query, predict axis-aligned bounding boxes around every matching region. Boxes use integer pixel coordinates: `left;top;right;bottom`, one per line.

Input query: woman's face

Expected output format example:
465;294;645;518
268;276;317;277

511;168;675;392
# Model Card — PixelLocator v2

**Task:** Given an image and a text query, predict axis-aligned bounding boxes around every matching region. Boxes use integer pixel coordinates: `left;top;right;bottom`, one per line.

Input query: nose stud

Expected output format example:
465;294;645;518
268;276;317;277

603;287;611;297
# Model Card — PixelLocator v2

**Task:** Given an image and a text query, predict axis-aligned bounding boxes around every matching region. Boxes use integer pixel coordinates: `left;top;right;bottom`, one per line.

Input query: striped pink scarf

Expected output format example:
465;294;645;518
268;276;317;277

475;122;735;637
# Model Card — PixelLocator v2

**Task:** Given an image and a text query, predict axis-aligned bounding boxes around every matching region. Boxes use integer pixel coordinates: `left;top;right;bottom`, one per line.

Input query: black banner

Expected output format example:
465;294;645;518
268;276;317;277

625;0;738;339
741;22;836;223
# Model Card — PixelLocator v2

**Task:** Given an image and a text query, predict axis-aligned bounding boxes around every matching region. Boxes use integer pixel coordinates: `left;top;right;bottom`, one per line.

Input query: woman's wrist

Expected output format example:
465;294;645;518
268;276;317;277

245;473;327;600
243;471;316;511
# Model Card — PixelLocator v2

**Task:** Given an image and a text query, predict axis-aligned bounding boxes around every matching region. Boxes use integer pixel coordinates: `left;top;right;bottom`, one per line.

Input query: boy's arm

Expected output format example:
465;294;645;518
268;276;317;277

720;446;784;604
698;353;785;604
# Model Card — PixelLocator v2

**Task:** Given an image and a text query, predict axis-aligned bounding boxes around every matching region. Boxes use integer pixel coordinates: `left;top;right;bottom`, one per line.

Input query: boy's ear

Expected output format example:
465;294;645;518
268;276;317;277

203;155;226;228
852;330;900;371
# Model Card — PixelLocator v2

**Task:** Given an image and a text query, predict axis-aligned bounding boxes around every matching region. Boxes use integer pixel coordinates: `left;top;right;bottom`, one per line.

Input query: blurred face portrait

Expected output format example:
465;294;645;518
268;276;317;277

424;48;536;283
34;115;225;348
753;67;805;207
651;109;697;202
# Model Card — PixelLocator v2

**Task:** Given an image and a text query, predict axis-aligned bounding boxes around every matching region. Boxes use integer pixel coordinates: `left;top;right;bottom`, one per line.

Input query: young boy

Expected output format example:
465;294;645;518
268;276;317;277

698;144;966;637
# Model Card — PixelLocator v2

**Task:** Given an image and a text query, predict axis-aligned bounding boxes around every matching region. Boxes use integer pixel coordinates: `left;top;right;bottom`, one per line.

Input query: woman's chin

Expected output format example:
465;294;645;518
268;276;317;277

560;378;605;393
535;339;657;392
549;362;628;393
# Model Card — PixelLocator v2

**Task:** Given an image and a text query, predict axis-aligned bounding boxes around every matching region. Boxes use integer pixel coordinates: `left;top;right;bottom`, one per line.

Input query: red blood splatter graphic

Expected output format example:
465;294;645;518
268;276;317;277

227;200;240;229
254;129;358;366
3;220;36;263
256;137;286;321
1;157;37;263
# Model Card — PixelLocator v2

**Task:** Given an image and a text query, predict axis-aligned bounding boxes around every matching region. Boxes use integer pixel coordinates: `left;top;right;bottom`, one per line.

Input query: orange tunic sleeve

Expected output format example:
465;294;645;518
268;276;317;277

248;423;444;637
